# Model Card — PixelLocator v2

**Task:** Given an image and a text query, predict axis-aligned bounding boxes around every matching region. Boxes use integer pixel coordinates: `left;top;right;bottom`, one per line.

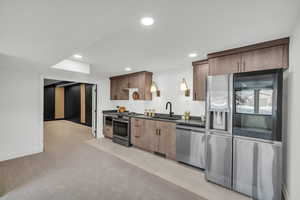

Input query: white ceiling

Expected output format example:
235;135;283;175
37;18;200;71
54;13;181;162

1;0;300;77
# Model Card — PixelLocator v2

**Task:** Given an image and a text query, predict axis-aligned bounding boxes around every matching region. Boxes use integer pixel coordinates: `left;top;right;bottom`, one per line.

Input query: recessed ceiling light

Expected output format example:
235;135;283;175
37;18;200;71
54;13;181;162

125;67;132;71
73;54;83;59
188;53;197;58
141;17;154;26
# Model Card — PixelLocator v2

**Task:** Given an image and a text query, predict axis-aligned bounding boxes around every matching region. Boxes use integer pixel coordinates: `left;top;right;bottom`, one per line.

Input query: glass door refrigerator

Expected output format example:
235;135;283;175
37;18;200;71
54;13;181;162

232;69;283;200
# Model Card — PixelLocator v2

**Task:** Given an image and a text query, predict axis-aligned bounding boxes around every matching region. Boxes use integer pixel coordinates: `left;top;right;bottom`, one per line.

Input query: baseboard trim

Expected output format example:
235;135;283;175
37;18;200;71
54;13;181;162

282;184;289;200
0;149;43;162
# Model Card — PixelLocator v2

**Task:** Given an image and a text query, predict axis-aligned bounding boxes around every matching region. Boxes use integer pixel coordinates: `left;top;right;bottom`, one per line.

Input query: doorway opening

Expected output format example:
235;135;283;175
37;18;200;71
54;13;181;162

43;79;97;138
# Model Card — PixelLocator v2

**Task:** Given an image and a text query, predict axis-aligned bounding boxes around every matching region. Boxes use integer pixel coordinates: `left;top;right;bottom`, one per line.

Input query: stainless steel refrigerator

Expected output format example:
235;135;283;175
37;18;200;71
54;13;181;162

205;74;233;189
232;70;283;200
205;70;283;200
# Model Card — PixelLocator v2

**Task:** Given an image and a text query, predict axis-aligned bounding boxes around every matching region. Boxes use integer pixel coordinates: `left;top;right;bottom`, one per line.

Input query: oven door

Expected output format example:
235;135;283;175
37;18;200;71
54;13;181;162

104;116;114;126
113;119;129;139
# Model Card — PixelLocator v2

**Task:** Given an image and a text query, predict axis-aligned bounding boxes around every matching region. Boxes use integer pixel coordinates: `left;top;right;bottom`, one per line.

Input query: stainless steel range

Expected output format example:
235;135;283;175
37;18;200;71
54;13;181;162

112;112;137;147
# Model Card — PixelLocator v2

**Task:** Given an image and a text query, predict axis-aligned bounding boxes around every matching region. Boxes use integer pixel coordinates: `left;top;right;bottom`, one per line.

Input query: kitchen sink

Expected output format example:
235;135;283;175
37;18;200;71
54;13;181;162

152;116;179;120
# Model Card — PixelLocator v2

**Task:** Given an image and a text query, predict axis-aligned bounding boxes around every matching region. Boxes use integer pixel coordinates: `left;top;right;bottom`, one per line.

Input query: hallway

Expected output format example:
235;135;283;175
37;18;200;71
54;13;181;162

0;120;202;200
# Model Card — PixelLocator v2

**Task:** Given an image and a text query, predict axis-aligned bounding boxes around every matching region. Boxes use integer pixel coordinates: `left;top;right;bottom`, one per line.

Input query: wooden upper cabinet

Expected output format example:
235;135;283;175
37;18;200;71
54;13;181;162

110;76;129;100
128;73;139;88
207;38;289;75
193;60;209;101
110;71;152;100
241;45;288;72
141;72;153;100
110;77;119;100
208;54;241;75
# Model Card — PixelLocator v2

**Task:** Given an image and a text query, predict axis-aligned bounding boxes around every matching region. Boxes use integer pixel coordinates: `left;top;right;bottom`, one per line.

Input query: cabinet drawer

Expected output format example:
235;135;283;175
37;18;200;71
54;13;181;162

132;118;142;127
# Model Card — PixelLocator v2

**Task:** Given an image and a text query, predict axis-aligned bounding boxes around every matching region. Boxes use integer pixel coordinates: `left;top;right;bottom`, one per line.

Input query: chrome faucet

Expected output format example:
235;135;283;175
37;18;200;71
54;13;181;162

166;101;174;117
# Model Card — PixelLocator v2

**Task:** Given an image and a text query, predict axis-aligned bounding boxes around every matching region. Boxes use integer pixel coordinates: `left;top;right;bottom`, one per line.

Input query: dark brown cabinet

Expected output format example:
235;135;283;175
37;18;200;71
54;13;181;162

110;71;153;100
110;76;129;100
128;73;139;88
241;45;288;72
209;54;241;75
131;118;176;160
208;38;289;75
193;60;209;101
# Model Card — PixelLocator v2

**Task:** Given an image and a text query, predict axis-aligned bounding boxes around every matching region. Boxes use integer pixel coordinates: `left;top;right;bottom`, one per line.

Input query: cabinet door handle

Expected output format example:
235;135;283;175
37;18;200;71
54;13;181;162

159;129;161;136
243;61;246;72
194;93;196;100
237;62;240;72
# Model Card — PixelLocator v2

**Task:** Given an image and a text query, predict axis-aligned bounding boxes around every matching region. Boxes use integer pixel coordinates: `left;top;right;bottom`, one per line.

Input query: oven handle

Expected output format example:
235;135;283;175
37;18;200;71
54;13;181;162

113;119;129;124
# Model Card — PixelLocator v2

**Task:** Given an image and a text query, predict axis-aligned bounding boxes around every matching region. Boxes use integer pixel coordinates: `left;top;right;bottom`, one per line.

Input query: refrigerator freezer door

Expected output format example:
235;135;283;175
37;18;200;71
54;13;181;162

176;127;206;169
206;132;232;189
233;137;282;200
208;75;229;110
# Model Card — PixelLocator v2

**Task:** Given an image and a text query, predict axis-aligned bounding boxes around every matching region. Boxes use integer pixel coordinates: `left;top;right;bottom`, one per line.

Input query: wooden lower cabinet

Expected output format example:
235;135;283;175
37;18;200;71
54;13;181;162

103;125;113;139
131;118;155;152
156;121;176;160
131;118;176;160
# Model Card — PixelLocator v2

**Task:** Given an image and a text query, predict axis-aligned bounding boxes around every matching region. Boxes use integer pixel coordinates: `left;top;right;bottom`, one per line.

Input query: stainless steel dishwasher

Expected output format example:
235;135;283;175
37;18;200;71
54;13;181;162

176;124;206;169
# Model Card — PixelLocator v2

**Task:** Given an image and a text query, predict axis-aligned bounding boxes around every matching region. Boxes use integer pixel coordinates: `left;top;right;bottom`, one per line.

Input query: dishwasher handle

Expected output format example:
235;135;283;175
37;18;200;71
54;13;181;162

176;125;205;133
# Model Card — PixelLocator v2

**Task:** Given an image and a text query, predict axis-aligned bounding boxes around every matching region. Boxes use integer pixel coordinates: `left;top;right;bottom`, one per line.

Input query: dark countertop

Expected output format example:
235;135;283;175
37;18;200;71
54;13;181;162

132;114;206;128
102;110;119;114
102;110;205;128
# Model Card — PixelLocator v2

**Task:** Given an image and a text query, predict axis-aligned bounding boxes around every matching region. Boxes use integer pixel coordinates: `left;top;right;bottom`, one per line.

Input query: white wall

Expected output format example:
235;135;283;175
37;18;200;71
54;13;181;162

0;54;111;161
0;56;43;161
110;68;206;117
284;19;300;200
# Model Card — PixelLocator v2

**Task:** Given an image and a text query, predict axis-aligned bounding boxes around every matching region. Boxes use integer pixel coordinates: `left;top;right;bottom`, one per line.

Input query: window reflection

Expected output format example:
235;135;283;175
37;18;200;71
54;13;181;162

236;90;255;114
259;89;273;115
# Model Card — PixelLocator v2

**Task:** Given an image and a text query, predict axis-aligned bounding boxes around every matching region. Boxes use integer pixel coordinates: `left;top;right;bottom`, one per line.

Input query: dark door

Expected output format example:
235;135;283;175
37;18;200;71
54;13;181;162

85;84;93;127
44;86;55;121
65;84;81;123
